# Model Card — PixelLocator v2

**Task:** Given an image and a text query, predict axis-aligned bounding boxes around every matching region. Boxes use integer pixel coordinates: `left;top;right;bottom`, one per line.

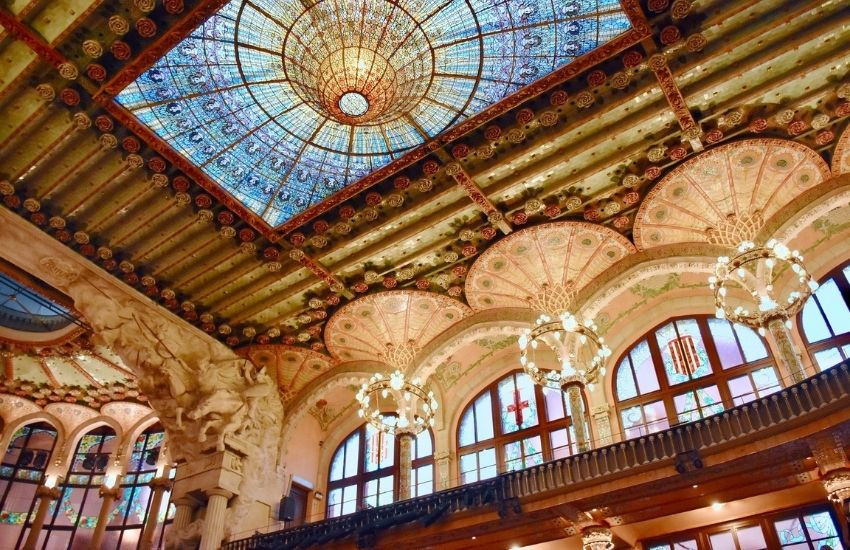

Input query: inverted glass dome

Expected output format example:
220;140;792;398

0;274;73;333
117;0;631;227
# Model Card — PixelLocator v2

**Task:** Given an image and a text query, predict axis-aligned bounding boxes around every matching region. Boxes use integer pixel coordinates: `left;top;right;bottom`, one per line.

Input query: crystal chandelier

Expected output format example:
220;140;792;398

517;312;611;391
355;370;437;436
710;239;818;334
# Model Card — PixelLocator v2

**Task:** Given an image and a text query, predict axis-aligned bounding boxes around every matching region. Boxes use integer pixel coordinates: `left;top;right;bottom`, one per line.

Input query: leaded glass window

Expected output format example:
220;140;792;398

327;422;433;518
116;0;634;228
0;422;56;548
457;371;589;485
773;509;843;549
614;316;780;439
40;426;118;549
799;261;850;371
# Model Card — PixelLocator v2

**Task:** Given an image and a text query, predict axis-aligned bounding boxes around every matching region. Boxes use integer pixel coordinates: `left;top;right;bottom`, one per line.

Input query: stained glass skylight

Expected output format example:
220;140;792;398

116;0;632;227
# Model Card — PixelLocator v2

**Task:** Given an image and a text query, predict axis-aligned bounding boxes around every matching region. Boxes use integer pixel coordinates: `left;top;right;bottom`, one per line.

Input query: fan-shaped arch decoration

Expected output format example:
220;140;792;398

833;124;850;176
633;139;830;251
464;222;636;313
240;344;337;401
324;291;471;366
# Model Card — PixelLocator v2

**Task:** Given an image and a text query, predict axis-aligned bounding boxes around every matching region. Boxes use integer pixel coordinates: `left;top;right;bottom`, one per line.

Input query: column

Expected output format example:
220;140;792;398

138;476;172;550
767;317;807;382
434;452;453;490
566;384;590;453
591;405;613;446
397;432;415;500
171;496;196;532
199;488;232;550
22;485;61;550
89;484;121;549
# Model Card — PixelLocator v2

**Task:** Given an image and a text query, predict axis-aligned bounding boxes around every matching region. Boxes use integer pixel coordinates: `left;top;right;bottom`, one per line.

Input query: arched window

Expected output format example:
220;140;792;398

0;422;57;547
614;316;781;440
327;423;434;518
799;261;850;370
40;425;119;548
457;371;590;485
103;425;172;548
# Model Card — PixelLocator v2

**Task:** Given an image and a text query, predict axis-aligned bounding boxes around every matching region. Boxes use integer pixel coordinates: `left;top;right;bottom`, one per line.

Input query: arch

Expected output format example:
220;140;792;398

464;221;636;312
118;411;163;471
611;314;781;441
633;138;830;250
797;258;850;371
454;369;590;486
833;122;850;176
58;415;124;472
0;410;67;462
324;421;434;518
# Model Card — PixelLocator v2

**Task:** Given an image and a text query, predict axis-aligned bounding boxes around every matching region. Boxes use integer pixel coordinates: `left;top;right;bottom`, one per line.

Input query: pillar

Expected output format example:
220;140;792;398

591;405;613;446
434;452;453;490
89;484;121;549
22;485;61;550
767;317;807;382
171;496;195;532
199;488;232;550
397;432;415;500
566;384;590;453
138;476;172;550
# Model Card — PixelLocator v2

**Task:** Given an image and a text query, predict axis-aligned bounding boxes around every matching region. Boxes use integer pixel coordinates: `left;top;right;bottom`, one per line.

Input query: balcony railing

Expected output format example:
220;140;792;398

224;362;850;550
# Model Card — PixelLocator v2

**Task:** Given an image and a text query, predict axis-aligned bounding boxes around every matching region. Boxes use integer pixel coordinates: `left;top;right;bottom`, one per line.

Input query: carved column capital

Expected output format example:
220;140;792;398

205;487;234;500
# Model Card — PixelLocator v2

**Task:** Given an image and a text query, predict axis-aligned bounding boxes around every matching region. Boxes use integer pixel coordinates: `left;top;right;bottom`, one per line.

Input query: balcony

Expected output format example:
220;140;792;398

224;362;850;549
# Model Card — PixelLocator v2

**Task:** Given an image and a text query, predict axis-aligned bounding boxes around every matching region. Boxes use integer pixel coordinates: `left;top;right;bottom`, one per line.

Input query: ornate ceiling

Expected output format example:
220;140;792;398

115;0;632;228
465;221;635;311
325;290;471;364
0;0;849;357
633;139;830;250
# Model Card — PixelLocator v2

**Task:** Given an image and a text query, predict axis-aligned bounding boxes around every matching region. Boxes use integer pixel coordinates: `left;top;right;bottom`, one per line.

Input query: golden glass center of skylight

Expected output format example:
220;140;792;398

116;0;631;227
284;0;433;125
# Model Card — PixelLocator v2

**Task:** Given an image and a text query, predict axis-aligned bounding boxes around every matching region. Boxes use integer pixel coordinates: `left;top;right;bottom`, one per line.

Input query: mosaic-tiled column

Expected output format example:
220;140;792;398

567;385;591;453
767;318;807;382
397;432;415;500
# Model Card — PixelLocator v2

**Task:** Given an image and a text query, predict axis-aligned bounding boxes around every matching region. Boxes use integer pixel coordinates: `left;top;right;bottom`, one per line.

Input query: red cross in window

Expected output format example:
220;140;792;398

506;389;530;426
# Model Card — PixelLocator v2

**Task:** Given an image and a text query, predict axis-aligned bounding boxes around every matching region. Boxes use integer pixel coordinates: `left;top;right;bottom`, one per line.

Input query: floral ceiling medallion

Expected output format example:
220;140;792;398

116;0;632;228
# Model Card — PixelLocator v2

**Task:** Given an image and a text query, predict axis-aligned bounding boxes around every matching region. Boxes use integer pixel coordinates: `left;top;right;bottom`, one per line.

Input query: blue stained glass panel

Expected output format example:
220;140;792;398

116;0;632;227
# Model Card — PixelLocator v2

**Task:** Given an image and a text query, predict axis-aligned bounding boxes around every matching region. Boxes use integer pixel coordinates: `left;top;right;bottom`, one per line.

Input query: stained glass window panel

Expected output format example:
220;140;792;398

737;525;768;550
615;357;638;400
475;392;495;442
774;510;843;549
709;531;736;550
116;0;633;227
411;465;433;497
734;324;769;362
708;319;744;368
329;448;344;482
632;340;661;394
802;299;833;343
657;319;711;385
814;348;845;371
543;387;567;421
344;434;360;478
498;373;538;434
364;424;393;473
414;431;432;460
815;280;850;335
458;407;476;447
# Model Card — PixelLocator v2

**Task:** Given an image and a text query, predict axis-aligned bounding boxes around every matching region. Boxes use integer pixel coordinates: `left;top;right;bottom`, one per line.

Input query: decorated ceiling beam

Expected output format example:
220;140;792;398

95;0;234;99
0;6;351;332
445;163;513;235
